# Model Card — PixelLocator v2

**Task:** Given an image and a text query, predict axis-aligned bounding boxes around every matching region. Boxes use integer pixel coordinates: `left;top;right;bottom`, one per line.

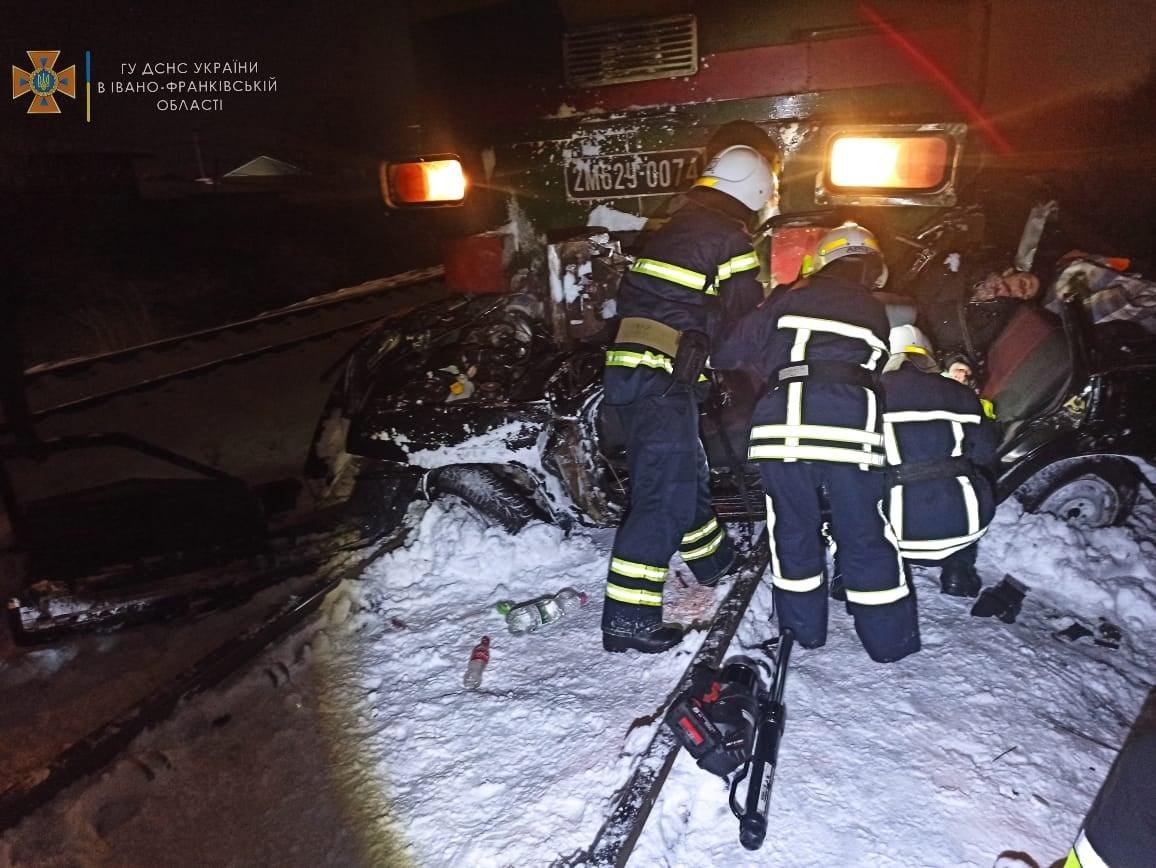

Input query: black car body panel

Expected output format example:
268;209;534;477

994;302;1156;499
318;205;1156;529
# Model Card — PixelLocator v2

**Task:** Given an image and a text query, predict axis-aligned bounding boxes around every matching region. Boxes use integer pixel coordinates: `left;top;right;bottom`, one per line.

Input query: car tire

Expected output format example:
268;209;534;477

1016;456;1141;528
425;465;540;534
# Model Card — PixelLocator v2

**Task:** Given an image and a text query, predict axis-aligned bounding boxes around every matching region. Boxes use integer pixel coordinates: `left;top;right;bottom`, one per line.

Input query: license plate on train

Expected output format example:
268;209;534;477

564;149;703;200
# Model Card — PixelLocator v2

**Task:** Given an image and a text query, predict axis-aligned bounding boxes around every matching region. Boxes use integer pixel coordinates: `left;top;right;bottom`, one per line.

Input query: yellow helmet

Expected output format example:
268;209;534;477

802;221;888;288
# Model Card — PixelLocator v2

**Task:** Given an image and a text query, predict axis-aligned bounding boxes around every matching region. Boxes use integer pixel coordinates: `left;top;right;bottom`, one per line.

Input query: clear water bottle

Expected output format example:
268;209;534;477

463;636;490;689
496;587;589;634
545;587;588;622
497;599;543;634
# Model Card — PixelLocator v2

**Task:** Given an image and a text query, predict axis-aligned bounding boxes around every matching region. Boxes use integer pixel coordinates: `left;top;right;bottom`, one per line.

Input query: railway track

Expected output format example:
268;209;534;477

0;525;408;835
8;266;446;425
570;531;769;868
0;524;768;858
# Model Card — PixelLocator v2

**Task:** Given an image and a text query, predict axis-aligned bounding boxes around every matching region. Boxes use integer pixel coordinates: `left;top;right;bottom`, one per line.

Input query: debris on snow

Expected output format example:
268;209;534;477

3;472;1155;867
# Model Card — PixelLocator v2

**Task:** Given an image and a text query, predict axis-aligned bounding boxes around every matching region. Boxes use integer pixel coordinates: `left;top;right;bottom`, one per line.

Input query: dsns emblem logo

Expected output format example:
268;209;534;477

12;51;76;114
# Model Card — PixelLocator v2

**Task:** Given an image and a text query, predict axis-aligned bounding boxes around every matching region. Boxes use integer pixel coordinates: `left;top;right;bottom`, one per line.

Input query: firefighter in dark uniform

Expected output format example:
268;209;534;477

881;324;998;597
1065;729;1156;868
714;222;919;663
601;144;777;654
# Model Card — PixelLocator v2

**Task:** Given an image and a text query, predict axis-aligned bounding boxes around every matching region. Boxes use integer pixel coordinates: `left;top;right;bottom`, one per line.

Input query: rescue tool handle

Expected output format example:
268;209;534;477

732;629;793;851
771;629;794;703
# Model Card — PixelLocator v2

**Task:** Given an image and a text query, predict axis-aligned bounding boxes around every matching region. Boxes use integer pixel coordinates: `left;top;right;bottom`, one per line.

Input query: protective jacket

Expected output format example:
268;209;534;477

880;362;998;561
1066;732;1156;868
715;274;917;663
601;186;762;635
713;273;891;469
608;186;763;373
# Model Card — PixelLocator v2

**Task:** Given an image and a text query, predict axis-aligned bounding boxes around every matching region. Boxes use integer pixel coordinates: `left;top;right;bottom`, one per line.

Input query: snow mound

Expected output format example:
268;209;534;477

5;486;1154;867
980;495;1156;633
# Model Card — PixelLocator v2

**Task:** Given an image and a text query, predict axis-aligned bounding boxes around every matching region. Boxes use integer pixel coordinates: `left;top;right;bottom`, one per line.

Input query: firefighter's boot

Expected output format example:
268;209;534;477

693;549;736;588
940;559;982;597
602;624;686;654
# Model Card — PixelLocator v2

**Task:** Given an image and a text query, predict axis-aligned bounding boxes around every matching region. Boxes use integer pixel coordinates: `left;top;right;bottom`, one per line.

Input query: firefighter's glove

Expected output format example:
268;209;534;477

970;575;1027;624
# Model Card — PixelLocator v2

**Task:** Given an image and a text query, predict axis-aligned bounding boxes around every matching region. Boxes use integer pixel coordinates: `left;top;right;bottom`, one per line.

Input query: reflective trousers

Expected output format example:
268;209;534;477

760;461;920;663
602;380;733;634
1066;732;1156;868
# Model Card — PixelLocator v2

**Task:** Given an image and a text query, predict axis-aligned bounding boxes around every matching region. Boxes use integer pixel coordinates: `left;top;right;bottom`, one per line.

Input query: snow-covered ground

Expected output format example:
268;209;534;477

2;481;1154;867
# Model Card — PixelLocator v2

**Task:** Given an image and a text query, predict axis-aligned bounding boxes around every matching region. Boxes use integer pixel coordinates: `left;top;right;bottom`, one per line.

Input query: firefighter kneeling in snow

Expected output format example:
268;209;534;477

880;325;998;597
715;222;919;663
601;144;777;654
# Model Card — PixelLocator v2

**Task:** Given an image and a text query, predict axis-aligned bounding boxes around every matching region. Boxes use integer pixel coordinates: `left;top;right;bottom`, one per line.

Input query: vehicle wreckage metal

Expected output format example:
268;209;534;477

309;205;1156;537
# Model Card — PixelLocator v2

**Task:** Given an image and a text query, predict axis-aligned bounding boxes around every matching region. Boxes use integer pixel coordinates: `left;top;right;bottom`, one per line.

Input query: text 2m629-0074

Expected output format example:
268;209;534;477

565;149;703;200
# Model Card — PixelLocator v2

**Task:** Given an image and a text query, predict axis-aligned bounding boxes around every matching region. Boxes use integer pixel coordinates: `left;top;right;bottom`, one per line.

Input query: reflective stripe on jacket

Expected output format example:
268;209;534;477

1064;829;1109;868
608;187;763;368
714;273;891;470
880;362;999;559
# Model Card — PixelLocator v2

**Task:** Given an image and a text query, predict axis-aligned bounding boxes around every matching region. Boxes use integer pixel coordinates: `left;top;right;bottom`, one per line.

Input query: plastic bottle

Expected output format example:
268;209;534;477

463;636;491;689
496;599;543;634
496;587;589;635
544;587;588;623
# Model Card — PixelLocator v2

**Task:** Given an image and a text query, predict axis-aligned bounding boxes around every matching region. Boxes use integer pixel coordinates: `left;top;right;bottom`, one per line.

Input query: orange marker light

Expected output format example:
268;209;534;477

828;136;949;191
382;157;467;207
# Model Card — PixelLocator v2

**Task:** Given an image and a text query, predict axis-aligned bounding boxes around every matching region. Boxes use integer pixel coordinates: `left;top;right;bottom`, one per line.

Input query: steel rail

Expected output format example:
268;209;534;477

22;266;443;382
0;531;405;834
1;274;452;430
22;306;420;422
556;529;770;868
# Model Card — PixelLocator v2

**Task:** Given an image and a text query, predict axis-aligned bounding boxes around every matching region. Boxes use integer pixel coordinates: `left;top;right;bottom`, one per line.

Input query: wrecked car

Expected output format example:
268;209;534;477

307;4;1156;535
307;196;1156;535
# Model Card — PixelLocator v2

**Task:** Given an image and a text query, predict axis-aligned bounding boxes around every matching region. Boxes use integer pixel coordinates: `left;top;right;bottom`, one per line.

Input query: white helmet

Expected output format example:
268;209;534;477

888;323;934;357
803;221;889;288
885;324;939;373
694;145;776;212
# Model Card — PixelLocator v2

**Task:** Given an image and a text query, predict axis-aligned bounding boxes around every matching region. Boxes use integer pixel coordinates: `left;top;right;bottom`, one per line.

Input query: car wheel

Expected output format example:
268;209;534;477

425;465;540;534
1016;456;1141;528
